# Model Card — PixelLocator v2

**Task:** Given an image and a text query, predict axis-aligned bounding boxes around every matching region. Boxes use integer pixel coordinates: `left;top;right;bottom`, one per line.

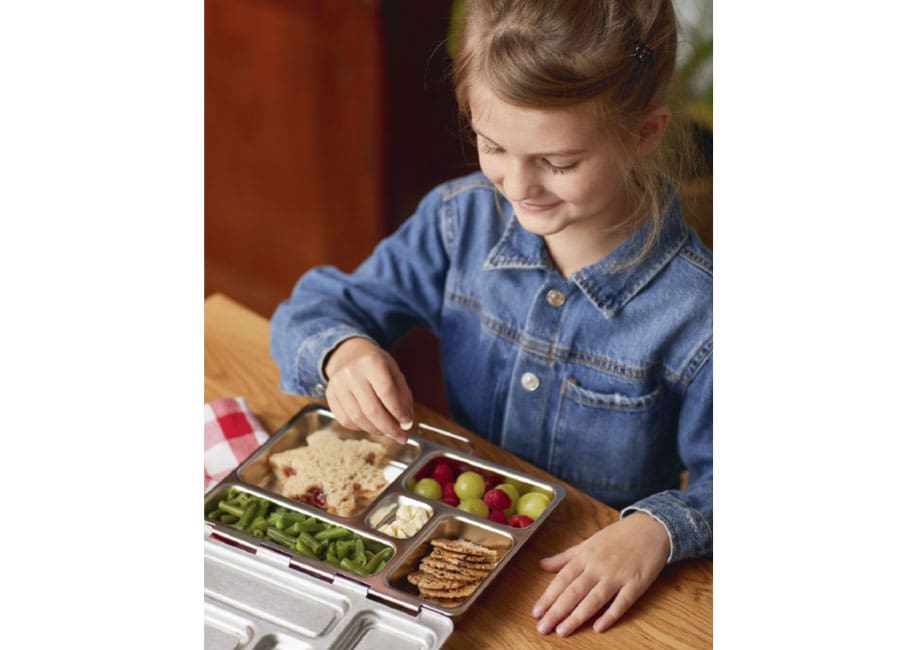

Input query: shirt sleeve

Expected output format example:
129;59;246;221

620;354;713;563
269;184;453;396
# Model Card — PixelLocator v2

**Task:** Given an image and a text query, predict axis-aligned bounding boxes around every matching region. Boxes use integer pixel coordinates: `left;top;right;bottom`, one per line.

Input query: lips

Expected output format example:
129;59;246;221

517;200;561;213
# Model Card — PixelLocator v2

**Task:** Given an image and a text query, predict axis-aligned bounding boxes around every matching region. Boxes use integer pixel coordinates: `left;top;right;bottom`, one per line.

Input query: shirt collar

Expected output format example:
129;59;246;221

484;194;689;318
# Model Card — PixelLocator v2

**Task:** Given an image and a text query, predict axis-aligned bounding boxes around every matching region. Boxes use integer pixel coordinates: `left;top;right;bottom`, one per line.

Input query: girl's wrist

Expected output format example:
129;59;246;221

624;511;671;564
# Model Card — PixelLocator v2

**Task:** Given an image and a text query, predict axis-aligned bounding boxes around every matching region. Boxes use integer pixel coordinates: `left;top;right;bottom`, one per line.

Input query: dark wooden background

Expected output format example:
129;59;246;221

204;0;712;417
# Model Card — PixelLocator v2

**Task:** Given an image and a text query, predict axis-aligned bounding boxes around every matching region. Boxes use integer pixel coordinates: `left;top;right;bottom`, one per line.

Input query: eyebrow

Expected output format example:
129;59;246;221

471;126;588;157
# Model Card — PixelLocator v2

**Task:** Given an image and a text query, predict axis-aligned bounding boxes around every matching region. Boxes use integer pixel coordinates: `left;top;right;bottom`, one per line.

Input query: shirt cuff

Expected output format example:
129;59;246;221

621;491;712;563
281;325;378;396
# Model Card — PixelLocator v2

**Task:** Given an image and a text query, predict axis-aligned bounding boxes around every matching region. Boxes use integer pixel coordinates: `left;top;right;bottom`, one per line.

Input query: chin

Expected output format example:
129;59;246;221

513;212;568;237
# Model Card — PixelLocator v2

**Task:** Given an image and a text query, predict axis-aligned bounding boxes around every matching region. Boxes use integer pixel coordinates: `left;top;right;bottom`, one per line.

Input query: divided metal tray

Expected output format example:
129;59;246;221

204;403;566;649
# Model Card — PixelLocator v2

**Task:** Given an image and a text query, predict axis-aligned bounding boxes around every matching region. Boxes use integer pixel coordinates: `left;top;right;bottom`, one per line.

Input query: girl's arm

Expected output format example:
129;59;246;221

532;355;713;636
270;184;453;438
621;354;713;562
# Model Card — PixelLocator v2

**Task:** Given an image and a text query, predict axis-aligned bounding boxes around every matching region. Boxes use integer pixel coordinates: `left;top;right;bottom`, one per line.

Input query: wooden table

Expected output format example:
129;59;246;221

205;293;713;649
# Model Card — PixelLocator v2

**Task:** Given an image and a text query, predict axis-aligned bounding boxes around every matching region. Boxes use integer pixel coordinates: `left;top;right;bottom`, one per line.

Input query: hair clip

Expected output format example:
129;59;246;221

632;42;653;63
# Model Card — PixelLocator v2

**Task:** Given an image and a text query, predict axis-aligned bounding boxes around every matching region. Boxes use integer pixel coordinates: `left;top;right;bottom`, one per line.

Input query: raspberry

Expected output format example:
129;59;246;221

441;482;457;499
431;462;454;485
483;488;512;511
508;514;533;528
441;496;460;507
488;509;507;524
413;463;431;480
483;476;497;493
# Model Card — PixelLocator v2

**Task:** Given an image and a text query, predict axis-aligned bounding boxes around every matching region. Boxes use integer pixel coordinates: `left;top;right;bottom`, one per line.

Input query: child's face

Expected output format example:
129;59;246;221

469;81;632;243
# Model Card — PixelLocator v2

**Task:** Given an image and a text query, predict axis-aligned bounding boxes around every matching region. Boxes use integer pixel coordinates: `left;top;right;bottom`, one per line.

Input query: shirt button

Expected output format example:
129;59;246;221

521;372;540;391
546;289;566;307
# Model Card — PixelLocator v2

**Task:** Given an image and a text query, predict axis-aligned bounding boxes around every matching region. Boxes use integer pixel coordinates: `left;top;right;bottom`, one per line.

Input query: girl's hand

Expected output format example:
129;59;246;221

532;512;670;637
323;337;414;443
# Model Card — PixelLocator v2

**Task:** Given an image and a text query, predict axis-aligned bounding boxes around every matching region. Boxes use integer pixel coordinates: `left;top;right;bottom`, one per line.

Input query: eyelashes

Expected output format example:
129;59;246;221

478;142;503;156
475;138;580;175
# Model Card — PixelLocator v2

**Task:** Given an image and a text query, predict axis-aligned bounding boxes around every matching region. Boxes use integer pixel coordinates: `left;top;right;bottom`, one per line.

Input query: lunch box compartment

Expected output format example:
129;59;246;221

366;494;433;538
402;451;560;528
206;484;395;578
386;515;514;605
237;407;422;518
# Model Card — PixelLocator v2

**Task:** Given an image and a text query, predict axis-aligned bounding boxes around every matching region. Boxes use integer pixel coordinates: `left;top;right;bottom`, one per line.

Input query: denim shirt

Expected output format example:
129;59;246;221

271;171;713;562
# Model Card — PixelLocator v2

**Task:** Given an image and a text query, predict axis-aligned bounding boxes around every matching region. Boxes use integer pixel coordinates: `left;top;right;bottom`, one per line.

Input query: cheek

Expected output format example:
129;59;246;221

477;154;500;182
561;168;619;206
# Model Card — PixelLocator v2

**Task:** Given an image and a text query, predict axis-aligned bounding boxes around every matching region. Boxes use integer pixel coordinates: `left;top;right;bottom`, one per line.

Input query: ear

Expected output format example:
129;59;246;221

634;105;671;156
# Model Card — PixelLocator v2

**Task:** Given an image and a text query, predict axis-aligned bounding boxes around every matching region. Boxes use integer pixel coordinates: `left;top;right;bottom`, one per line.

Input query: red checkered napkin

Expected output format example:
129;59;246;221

205;397;270;492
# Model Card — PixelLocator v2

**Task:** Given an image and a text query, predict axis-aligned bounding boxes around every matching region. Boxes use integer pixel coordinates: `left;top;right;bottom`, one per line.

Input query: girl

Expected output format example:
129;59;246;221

271;0;711;637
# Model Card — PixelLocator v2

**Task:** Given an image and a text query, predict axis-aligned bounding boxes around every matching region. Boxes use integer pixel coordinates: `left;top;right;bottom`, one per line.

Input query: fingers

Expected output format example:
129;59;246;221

532;559;583;625
325;381;384;439
539;545;576;573
551;582;619;637
534;568;610;636
375;362;414;433
593;584;638;633
325;350;413;443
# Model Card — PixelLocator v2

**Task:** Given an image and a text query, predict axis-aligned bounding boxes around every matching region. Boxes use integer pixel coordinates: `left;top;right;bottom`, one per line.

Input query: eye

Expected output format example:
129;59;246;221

478;141;504;155
541;158;579;175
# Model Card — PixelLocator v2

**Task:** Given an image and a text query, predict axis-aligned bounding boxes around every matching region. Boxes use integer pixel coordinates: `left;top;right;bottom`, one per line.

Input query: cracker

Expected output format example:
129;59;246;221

407;570;475;591
421;557;494;575
408;571;477;593
418;563;490;584
429;538;499;559
425;552;497;569
416;581;481;599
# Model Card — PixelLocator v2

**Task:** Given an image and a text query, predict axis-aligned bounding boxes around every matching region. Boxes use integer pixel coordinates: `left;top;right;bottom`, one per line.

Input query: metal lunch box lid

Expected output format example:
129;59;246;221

204;532;453;650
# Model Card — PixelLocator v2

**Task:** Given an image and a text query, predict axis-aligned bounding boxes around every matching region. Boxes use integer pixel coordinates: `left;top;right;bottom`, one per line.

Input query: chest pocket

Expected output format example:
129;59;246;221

549;376;678;505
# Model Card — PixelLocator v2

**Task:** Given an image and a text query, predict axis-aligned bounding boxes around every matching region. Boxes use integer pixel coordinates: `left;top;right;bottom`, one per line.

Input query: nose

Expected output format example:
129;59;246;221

501;159;542;202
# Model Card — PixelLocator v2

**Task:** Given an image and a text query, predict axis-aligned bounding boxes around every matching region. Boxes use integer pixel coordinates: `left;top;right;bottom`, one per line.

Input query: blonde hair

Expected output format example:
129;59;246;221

451;0;699;265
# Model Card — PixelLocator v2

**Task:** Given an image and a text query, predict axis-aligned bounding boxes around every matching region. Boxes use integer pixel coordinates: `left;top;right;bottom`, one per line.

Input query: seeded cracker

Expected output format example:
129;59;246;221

406;537;504;607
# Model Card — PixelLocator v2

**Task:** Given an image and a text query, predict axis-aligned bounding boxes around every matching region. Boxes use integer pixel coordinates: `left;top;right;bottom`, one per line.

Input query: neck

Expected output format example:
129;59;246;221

545;225;630;277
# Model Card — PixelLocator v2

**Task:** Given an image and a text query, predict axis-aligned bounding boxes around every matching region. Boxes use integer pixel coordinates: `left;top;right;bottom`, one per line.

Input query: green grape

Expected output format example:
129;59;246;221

457;497;490;518
413;478;442;500
528;486;554;503
501;476;529;495
454;471;486;500
517;492;550;521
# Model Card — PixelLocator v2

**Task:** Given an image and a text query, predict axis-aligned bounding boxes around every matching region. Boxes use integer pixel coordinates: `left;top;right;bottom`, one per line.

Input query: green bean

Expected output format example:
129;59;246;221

340;558;368;576
266;526;297;548
236;501;258;530
218;501;246;519
363;539;389;554
365;547;393;573
255;499;269;519
352;538;366;565
314;526;351;542
249;516;268;536
219;514;239;524
287;520;323;535
294;537;319;558
252;528;265;538
335;539;354;560
296;531;324;555
325;550;340;566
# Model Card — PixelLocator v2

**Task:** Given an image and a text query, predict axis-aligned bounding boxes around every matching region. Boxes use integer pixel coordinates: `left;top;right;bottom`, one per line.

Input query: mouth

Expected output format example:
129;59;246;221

516;200;561;213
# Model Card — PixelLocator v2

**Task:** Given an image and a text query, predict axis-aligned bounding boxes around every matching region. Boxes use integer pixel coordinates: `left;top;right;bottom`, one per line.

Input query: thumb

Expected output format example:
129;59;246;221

387;360;415;427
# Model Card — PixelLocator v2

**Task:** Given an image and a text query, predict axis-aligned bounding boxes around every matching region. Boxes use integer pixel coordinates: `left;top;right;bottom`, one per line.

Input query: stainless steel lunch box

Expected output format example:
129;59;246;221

204;403;566;649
